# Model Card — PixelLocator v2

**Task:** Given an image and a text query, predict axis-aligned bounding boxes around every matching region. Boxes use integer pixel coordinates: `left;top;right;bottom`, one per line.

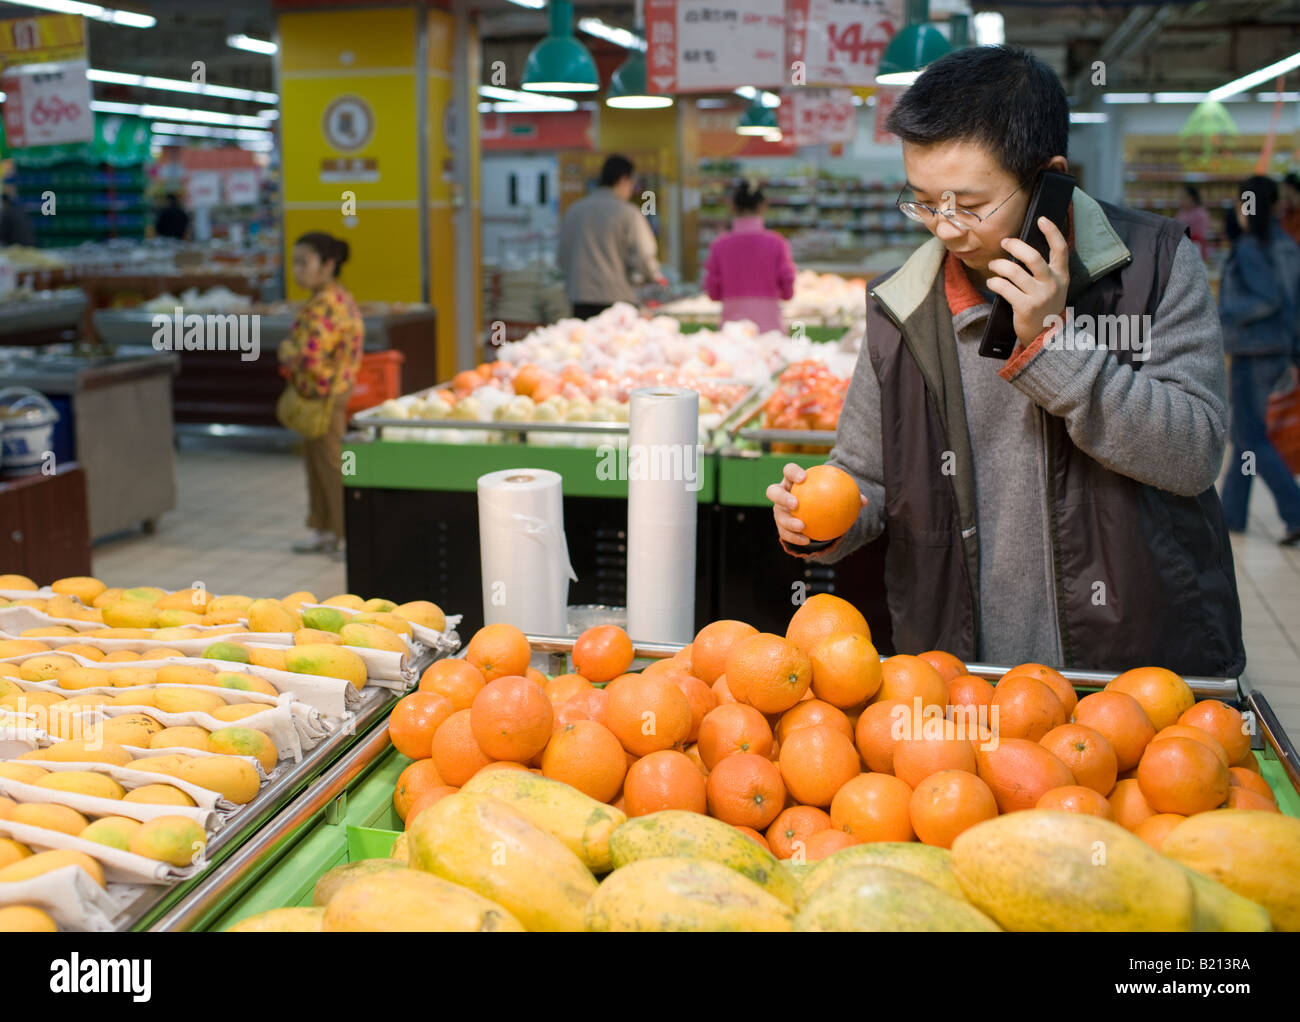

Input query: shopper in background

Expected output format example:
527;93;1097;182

557;154;664;319
768;44;1244;676
0;189;35;246
154;193;189;240
279;232;364;556
1279;173;1300;245
702;179;796;333
1218;174;1300;546
1176;184;1211;259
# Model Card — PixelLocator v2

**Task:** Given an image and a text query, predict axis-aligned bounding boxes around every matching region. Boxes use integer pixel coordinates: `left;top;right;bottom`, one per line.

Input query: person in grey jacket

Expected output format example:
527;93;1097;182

767;46;1244;676
557;155;663;318
1218;174;1300;546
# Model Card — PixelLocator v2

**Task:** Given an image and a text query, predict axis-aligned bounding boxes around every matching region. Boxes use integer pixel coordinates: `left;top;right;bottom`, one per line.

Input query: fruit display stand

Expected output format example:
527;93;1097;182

0;289;88;348
179;634;1299;932
0;589;459;931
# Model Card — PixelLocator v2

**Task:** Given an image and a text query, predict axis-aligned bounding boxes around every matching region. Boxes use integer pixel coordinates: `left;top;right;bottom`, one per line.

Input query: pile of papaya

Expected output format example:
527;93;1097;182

227;770;1300;932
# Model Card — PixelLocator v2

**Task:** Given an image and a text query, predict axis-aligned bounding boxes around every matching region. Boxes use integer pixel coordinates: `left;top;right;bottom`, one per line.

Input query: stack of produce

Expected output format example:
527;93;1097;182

0;572;450;932
757;360;852;450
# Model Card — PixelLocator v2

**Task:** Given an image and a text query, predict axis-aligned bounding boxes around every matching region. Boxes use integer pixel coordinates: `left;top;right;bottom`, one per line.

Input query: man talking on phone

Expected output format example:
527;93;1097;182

768;45;1243;677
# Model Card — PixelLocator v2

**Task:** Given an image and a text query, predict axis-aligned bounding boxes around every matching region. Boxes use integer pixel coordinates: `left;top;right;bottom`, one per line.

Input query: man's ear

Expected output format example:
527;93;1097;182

1046;155;1070;175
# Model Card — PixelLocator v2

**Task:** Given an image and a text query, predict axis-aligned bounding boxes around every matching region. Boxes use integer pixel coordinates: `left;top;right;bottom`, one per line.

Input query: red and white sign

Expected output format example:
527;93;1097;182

787;0;901;87
1;58;92;147
186;171;222;210
779;88;857;146
646;0;785;94
225;169;260;206
873;86;904;145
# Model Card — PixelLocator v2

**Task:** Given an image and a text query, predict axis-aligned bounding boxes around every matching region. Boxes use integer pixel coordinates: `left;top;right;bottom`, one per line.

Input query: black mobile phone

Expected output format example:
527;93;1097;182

978;170;1077;360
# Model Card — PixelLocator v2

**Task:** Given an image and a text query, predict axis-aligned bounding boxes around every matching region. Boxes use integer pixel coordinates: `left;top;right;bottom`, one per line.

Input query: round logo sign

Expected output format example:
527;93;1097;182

322;95;375;153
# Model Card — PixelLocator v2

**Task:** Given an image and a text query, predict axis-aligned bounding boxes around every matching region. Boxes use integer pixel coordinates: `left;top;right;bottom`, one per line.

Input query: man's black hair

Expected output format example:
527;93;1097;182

884;45;1068;185
600;155;635;187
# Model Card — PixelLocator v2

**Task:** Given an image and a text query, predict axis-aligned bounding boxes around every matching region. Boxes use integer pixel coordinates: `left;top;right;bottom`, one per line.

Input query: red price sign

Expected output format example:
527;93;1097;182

788;0;901;87
1;58;92;147
783;88;857;146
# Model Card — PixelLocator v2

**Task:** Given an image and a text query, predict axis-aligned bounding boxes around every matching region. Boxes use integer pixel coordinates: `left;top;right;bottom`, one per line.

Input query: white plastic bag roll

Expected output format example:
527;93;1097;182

477;469;576;636
626;387;700;644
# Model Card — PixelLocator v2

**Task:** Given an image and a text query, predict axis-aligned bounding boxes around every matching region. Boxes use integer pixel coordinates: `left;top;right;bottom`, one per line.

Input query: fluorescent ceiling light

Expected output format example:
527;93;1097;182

578;17;646;52
973;12;1004;46
694;98;730;108
479;85;576;111
0;0;154;28
88;68;277;104
1069;112;1109;123
1259;91;1300;101
1154;92;1209;103
1209;50;1300;101
1101;93;1152;103
91;99;271;127
733;86;780;108
485;101;579;113
151;121;273;140
227;34;277;55
506;0;546;7
875;70;921;86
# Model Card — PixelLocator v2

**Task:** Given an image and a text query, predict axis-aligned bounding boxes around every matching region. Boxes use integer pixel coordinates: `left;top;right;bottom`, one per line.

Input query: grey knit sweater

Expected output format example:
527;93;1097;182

805;234;1227;665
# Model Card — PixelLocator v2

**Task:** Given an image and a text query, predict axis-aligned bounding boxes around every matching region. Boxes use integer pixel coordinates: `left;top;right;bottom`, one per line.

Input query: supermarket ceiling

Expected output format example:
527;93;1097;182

1;0;1298;104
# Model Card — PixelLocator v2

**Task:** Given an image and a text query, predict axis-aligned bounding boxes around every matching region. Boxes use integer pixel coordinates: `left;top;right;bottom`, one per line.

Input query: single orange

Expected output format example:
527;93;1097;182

785;593;869;657
387;691;454;760
671;673;718;743
1227;766;1276;801
975;739;1075;814
572;625;634;683
766;805;832;860
624;749;708;817
1151;724;1230;768
725;633;812;714
991;675;1066;742
1035;784;1115;819
775;699;852;745
697;702;774;769
540;720;628;803
690;620;758;683
545;673;592;705
778;724;861;807
552;700;591;730
1072;690;1156;772
854;698;909;774
705;752;786;830
393;757;444;821
876;654;948;712
1108;777;1155;831
1106;666;1195;732
917;650;967;684
830;772;915;844
1225;788;1281;812
808;632;882;708
891;718;978;789
470;675;554;762
418;658;486;710
1233;749;1262;773
1001;663;1078;717
1177;699;1251;764
1039;723;1118;795
803;828;855;861
566;686;610;727
1136;736;1229;815
465;622;530;682
605;673;692;757
1133;812;1186;851
789;464;861;541
430;709;493;787
908;769;998;848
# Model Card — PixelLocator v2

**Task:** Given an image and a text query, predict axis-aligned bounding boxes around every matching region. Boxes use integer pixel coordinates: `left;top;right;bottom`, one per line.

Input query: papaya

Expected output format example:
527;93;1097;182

322;868;524;932
1182;867;1271;932
312;859;408;907
34;771;126;801
585;857;793;932
802;842;964;901
795;864;1000;932
0;838;31;869
11;803;90;836
0;905;58;932
407;791;596;931
460;769;626;872
177;755;261;804
0;849;104;888
227;907;325;932
390;832;410;864
608;810;799;909
25;741;132;767
1161;809;1300;931
950;810;1195;931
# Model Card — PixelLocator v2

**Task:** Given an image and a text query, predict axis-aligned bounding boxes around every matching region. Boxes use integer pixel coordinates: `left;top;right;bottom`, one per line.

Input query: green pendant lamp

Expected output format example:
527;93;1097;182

876;0;952;86
522;1;599;93
735;96;777;135
606;50;674;108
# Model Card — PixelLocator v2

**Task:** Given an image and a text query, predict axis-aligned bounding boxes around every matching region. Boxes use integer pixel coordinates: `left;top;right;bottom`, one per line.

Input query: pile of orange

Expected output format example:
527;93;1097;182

388;598;1279;860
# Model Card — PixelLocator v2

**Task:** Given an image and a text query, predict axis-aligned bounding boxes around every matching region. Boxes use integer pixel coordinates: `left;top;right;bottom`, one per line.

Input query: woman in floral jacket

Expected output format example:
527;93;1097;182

279;232;364;555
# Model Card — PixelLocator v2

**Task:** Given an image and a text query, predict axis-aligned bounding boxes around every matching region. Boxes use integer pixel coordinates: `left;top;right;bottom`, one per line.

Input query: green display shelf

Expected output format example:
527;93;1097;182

344;439;718;502
717;451;827;507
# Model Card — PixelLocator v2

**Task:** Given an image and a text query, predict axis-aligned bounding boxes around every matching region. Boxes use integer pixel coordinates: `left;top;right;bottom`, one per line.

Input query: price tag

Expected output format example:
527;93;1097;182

782;88;857;146
1;58;93;147
646;0;785;94
225;169;260;206
186;171;222;210
788;0;902;87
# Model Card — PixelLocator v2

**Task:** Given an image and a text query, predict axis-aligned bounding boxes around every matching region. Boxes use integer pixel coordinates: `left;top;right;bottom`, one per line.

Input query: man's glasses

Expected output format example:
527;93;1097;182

896;181;1025;233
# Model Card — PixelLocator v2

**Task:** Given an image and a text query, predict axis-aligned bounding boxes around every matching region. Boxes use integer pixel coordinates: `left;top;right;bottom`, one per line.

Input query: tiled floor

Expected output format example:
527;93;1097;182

92;446;1300;742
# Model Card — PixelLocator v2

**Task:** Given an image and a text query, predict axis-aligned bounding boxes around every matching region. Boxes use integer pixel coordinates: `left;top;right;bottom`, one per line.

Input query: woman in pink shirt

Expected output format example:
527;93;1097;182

703;180;797;333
